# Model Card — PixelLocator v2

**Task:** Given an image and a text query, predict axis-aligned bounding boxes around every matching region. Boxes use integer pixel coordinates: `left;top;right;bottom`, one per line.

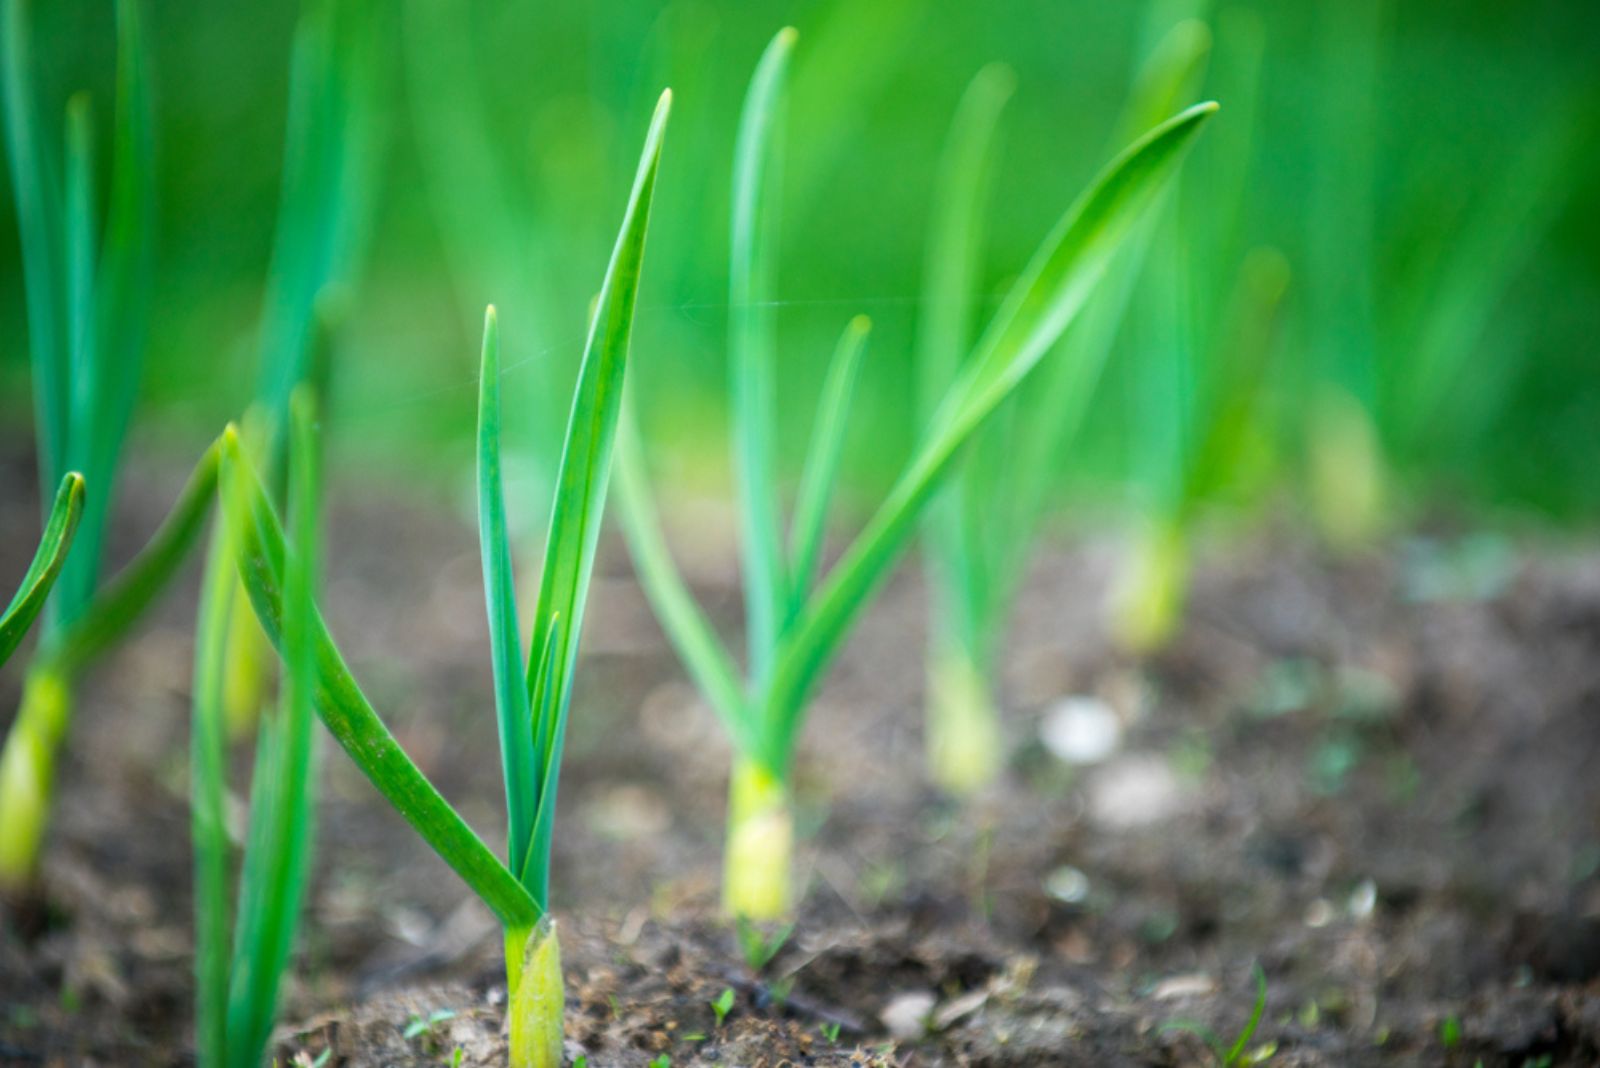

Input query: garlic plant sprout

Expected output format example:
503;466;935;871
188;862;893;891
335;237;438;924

192;389;324;1068
205;0;382;741
219;92;670;1068
0;0;221;893
615;26;1216;918
914;19;1213;793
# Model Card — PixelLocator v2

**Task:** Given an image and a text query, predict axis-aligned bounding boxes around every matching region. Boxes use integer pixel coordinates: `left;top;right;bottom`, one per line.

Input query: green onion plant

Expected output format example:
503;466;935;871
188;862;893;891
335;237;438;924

615;26;1216;917
0;0;222;893
913;19;1212;793
1111;9;1289;653
218;91;669;1068
192;389;323;1068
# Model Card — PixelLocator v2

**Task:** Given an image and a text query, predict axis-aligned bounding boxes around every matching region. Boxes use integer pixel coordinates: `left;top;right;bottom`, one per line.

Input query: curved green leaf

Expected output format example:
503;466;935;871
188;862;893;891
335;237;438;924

218;427;539;930
476;305;536;884
47;439;220;676
0;473;85;669
767;103;1218;757
730;28;795;682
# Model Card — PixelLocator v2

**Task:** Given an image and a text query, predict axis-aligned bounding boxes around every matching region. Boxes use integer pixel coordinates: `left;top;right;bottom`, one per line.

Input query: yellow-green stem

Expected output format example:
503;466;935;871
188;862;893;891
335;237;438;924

505;915;563;1068
723;755;792;920
926;641;1003;795
1308;385;1386;551
0;664;73;892
222;577;271;739
1112;520;1190;654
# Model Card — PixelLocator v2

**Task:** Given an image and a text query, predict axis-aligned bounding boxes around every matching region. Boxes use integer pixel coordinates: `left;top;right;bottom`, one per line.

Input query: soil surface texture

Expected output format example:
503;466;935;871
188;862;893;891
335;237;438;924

2;441;1598;1066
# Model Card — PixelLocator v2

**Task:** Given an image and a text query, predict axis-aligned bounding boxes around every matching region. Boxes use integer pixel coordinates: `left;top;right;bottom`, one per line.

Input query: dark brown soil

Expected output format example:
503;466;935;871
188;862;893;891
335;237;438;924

2;438;1598;1066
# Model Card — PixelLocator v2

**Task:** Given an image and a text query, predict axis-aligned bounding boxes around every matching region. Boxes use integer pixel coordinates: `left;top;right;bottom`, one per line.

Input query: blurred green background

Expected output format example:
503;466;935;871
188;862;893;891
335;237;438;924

3;0;1597;525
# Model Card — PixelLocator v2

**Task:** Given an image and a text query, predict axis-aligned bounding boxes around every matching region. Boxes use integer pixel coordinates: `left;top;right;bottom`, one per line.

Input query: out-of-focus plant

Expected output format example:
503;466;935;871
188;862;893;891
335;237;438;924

219;92;669;1068
913;20;1212;794
616;26;1216;918
192;389;323;1068
1112;9;1290;653
0;0;223;894
208;0;383;740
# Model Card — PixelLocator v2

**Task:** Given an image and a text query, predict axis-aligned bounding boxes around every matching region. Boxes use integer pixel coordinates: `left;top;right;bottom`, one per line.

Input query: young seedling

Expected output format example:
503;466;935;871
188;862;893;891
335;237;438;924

204;0;383;740
735;915;793;972
192;390;323;1068
915;20;1212;793
1113;12;1289;653
0;0;223;893
1161;963;1271;1067
219;91;670;1068
711;988;736;1027
615;26;1216;918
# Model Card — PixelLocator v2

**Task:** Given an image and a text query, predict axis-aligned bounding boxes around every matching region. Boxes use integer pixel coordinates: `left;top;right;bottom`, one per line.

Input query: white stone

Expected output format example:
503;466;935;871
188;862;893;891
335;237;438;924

1040;695;1122;765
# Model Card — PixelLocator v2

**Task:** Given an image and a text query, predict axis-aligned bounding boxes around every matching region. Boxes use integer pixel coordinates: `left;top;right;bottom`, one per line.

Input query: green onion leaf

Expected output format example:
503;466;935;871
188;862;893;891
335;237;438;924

226;387;321;1066
1;0;68;494
767;103;1218;755
47;439;221;676
476;305;537;885
614;402;754;752
0;473;85;669
219;428;539;930
788;314;871;611
520;88;671;904
729;28;796;683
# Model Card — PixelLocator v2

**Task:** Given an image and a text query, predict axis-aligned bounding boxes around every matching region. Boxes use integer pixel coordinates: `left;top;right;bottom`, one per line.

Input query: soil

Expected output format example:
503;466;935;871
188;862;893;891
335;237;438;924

1;437;1598;1067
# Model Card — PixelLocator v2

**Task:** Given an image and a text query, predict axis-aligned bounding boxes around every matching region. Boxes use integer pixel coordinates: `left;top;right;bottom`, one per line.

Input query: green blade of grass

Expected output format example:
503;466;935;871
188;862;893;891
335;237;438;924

521;89;670;903
766;103;1217;758
226;388;322;1067
787;315;870;612
614;402;754;753
218;428;539;930
476;305;537;885
0;473;85;669
45;439;221;676
917;64;1013;651
729;28;795;683
1;0;68;496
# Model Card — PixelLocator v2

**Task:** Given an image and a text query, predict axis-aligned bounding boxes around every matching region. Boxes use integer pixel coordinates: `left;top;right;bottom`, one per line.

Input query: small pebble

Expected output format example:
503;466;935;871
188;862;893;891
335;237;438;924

1087;755;1184;829
1044;865;1090;904
880;991;936;1041
1348;878;1378;919
1040;695;1122;765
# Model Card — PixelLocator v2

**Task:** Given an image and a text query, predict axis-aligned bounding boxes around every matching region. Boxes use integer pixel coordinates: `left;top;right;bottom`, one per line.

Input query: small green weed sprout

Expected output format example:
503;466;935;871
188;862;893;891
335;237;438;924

616;27;1216;918
192;391;323;1068
736;915;793;972
711;988;736;1027
403;1008;458;1042
0;0;222;893
220;92;670;1068
1161;963;1271;1067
